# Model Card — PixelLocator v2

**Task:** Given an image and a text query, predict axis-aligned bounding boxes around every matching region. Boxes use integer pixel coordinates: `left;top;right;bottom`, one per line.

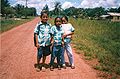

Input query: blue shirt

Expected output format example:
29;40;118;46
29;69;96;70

50;25;64;46
34;22;51;46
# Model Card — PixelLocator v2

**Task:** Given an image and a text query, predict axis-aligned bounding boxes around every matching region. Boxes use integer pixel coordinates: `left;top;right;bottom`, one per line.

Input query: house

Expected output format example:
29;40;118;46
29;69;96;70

108;12;120;22
100;12;120;22
100;15;110;19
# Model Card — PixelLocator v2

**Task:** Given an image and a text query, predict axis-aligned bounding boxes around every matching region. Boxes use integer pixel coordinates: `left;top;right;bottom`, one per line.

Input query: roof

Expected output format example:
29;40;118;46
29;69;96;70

108;12;120;16
100;15;110;18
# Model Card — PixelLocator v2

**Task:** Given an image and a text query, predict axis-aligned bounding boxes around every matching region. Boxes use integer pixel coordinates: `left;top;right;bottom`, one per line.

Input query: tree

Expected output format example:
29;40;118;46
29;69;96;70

4;7;15;18
93;7;106;17
85;7;106;18
25;0;28;18
14;4;25;18
63;7;78;16
54;2;62;15
107;8;118;12
27;7;36;16
42;4;49;12
1;0;10;16
117;7;120;13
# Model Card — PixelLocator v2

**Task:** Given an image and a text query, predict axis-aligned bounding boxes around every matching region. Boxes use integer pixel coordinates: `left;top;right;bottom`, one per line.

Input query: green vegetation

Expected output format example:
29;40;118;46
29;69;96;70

1;0;36;19
1;17;35;33
68;18;120;78
1;0;120;78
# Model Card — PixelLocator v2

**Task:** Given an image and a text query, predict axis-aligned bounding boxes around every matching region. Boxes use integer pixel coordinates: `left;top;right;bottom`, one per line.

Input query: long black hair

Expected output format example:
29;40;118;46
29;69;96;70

62;16;68;22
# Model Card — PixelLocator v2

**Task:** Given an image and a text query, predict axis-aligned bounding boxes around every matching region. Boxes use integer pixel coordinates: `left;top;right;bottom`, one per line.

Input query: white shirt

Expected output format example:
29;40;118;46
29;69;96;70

62;23;75;43
62;23;74;38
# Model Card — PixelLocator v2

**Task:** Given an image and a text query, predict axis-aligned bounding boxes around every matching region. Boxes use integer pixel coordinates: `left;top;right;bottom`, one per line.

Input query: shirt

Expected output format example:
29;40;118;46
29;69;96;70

62;23;75;43
34;22;51;46
50;25;64;46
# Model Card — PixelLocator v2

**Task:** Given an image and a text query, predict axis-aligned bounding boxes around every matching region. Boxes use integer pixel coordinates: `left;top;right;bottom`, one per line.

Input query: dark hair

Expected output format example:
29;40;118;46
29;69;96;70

54;17;61;24
40;10;48;18
62;16;68;22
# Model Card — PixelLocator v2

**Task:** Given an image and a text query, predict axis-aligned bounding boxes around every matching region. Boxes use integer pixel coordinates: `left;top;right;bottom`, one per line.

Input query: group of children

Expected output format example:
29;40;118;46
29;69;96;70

34;11;75;71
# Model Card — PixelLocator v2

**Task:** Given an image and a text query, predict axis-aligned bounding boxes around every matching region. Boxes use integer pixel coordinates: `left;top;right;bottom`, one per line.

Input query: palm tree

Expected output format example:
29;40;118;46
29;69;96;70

54;2;62;15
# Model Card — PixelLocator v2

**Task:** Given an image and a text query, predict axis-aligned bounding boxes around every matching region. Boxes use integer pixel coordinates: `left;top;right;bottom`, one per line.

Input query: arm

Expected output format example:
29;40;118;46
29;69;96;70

62;31;74;38
50;36;54;44
65;31;74;36
63;24;75;38
34;33;40;48
49;26;54;45
62;37;65;46
34;23;40;48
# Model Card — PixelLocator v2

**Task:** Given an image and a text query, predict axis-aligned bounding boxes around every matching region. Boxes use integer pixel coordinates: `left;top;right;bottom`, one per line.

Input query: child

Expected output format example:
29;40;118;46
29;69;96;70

61;16;75;69
34;10;51;71
49;17;64;71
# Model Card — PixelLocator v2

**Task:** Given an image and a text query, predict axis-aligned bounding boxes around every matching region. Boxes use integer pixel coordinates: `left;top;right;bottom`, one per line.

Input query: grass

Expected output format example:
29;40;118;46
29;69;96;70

3;16;119;78
46;17;120;78
69;18;120;78
0;16;35;33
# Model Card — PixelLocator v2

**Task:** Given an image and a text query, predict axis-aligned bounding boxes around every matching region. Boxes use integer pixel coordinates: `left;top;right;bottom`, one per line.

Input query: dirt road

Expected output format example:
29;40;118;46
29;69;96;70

0;17;100;79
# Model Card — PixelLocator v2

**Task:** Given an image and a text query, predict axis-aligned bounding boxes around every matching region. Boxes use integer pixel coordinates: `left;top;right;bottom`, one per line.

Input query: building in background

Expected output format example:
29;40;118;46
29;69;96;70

100;13;120;22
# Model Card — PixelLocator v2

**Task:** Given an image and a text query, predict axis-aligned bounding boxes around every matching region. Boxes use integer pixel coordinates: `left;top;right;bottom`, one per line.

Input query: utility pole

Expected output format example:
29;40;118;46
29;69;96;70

25;0;28;18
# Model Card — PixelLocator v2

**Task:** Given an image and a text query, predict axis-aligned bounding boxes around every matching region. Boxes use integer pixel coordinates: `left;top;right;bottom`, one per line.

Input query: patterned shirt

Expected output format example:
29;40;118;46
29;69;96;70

34;22;51;46
62;23;75;43
50;25;64;46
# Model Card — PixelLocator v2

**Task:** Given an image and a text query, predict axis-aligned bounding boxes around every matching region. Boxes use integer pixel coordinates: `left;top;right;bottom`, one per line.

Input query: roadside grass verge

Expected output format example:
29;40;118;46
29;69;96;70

70;18;120;79
1;16;35;33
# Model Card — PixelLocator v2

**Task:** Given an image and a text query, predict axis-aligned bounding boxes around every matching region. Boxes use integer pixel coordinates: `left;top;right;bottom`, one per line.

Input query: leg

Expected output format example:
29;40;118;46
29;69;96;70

37;47;43;65
36;47;43;71
56;46;62;70
50;46;56;71
61;46;65;65
42;56;46;64
42;56;46;70
60;46;66;69
65;43;75;69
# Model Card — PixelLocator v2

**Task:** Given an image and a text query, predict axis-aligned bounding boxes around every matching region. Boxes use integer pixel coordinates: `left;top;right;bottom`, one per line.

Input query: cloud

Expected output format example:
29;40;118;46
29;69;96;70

11;0;120;15
11;1;25;6
80;0;120;8
11;0;56;15
62;1;74;9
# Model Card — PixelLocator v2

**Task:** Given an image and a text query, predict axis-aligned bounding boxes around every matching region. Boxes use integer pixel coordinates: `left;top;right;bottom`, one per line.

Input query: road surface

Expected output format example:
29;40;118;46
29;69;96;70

0;17;100;79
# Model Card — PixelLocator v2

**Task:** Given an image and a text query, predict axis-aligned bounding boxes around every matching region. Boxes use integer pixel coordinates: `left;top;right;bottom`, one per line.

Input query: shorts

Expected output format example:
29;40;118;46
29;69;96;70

37;45;51;58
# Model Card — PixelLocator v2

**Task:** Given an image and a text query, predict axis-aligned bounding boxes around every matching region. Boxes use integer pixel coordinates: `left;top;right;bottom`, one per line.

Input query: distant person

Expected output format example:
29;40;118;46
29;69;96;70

34;11;51;71
49;17;64;71
61;16;75;69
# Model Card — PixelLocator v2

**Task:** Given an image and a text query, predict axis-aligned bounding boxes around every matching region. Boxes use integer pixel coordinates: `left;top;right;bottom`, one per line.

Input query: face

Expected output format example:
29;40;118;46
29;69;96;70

55;18;62;27
41;13;48;23
62;17;68;24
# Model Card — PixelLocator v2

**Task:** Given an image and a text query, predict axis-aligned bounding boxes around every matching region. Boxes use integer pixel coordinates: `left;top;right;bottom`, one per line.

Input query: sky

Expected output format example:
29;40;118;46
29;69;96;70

9;0;120;15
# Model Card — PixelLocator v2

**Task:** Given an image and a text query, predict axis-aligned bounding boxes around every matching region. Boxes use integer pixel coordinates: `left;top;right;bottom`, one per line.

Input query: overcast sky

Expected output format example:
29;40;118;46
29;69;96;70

9;0;120;15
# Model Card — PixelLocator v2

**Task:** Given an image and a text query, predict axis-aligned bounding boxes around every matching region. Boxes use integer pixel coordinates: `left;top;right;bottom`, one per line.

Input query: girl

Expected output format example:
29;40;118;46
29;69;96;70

61;16;75;69
34;10;51;71
49;17;64;71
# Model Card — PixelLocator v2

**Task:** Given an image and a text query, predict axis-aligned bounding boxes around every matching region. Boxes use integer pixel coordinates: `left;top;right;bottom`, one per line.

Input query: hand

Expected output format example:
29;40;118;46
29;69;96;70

62;34;67;38
62;42;64;47
36;44;40;49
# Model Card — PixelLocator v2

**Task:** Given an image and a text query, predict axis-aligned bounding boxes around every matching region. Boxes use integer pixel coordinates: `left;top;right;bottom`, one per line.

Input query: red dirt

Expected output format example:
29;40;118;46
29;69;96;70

0;17;100;79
